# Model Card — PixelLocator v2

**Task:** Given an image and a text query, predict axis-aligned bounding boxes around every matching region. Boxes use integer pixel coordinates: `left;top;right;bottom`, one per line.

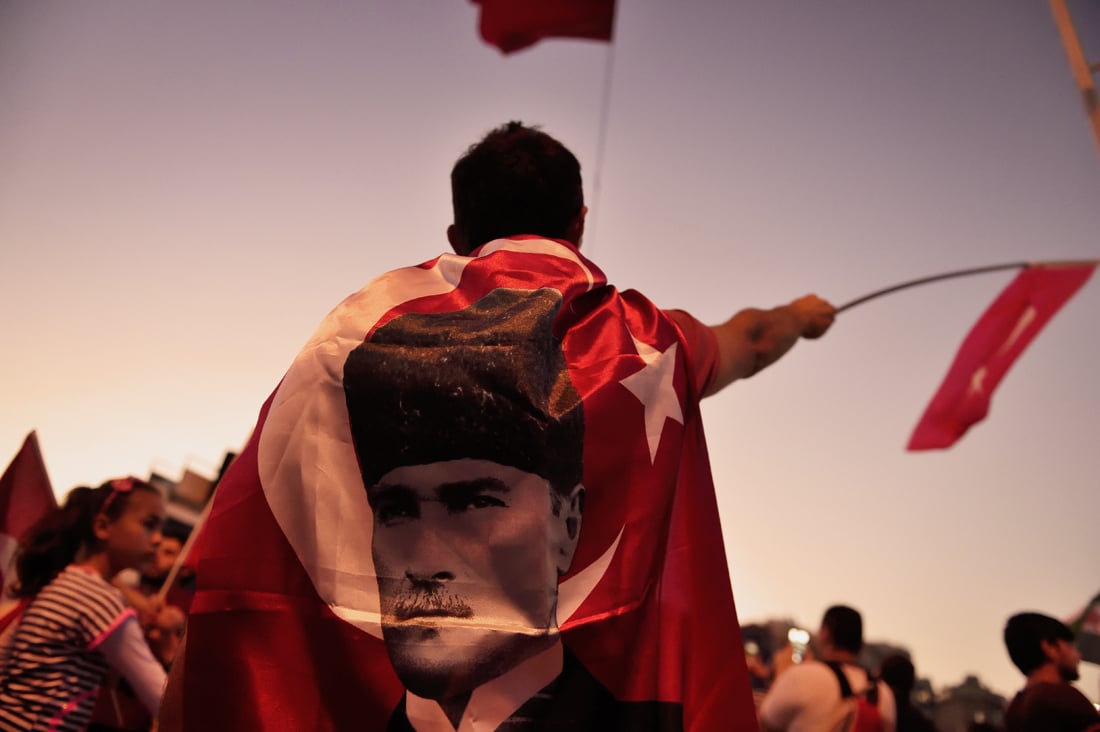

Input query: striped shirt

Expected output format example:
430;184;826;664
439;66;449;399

0;565;136;731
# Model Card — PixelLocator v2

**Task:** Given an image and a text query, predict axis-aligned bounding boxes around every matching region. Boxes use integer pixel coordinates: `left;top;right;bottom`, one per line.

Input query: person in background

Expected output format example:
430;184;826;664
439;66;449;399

1003;611;1100;732
0;478;168;731
880;653;938;732
91;526;188;731
115;523;193;640
744;639;775;719
758;604;896;732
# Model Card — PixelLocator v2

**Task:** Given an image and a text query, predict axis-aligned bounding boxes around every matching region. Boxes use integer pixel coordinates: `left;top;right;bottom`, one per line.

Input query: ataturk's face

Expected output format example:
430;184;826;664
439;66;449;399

368;458;582;700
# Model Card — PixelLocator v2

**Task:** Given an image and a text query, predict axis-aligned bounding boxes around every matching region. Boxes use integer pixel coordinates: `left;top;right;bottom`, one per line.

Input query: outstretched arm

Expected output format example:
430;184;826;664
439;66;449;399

703;294;835;398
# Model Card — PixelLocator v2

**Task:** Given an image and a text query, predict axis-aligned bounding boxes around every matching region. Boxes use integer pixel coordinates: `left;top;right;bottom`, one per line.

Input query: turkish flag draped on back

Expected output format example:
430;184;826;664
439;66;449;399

178;238;754;730
0;431;57;594
908;262;1096;450
472;0;615;54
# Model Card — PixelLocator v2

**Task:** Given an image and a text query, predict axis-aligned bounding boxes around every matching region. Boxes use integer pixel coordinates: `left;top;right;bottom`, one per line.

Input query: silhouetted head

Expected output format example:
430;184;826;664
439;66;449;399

820;604;863;654
1004;612;1080;680
448;121;586;255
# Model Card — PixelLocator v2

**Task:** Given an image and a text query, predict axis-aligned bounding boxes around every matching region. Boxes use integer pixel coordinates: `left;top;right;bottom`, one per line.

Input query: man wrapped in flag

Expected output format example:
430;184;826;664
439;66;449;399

160;121;835;731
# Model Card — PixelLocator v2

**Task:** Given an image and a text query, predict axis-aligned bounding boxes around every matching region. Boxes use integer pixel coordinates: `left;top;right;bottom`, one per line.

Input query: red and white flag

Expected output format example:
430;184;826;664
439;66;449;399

0;431;57;595
1068;590;1100;665
908;262;1096;450
177;238;754;730
472;0;615;54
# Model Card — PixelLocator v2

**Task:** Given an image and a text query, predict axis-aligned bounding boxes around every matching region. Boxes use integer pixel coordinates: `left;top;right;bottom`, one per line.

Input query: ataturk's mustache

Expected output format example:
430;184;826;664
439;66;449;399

391;584;474;622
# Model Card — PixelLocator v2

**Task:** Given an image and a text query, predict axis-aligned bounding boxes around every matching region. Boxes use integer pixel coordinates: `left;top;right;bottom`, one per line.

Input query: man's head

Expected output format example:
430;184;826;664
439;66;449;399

448;121;586;255
146;529;185;580
879;653;916;697
818;605;863;656
343;287;586;701
1004;612;1081;681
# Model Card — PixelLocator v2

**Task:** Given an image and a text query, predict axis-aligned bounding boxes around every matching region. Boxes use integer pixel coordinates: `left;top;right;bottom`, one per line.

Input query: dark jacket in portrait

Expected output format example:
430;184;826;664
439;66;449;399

386;648;683;732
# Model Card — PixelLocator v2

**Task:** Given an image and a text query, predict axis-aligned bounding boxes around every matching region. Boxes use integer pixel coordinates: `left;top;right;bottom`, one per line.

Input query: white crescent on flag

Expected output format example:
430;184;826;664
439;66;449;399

258;244;617;638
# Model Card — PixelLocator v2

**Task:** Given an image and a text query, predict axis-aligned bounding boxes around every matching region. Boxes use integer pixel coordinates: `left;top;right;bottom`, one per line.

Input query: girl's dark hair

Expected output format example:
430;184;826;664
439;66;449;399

11;477;158;598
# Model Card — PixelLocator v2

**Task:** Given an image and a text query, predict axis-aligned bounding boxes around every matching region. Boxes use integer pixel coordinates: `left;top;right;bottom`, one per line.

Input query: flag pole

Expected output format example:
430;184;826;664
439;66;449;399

836;259;1100;314
585;39;617;258
155;451;237;602
156;494;214;602
1049;0;1100;157
836;262;1028;313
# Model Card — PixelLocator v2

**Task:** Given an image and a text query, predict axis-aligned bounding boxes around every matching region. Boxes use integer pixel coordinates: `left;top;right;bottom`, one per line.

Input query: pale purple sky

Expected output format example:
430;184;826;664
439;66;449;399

2;0;1098;701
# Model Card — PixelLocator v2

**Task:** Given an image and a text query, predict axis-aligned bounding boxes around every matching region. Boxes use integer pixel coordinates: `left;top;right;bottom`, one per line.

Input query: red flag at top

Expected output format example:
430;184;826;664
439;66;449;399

0;431;57;592
473;0;615;54
908;262;1096;450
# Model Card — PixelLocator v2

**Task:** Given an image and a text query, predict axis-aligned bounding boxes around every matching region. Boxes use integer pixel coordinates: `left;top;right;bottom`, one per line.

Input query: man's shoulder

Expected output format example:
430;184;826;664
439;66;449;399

766;661;839;700
1006;681;1100;731
790;660;844;681
767;661;889;706
1012;680;1092;704
759;662;849;730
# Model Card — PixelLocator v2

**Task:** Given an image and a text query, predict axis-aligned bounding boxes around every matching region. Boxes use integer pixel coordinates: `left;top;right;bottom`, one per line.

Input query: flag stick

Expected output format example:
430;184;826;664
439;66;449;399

836;258;1095;312
836;262;1028;313
1049;0;1100;158
831;258;1100;312
156;494;214;602
155;452;238;602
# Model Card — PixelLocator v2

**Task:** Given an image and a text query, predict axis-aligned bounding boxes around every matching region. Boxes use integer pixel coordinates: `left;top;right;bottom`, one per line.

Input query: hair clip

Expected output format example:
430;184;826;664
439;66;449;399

101;477;137;513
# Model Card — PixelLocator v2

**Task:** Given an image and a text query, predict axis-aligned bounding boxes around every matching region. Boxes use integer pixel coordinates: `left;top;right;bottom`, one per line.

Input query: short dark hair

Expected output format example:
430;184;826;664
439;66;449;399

1004;612;1074;675
450;121;584;253
822;605;863;654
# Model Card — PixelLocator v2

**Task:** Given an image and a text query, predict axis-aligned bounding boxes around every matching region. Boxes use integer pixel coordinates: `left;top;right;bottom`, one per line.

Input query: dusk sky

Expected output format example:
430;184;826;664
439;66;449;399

2;0;1098;702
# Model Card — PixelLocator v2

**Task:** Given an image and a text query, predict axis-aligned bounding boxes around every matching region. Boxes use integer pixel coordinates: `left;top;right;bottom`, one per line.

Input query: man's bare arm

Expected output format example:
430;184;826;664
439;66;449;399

703;294;835;398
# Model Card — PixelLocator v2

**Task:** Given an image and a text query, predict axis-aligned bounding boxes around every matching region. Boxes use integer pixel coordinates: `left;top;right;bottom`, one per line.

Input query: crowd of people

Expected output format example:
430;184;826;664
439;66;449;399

1;121;1096;732
2;486;1095;732
744;605;1100;732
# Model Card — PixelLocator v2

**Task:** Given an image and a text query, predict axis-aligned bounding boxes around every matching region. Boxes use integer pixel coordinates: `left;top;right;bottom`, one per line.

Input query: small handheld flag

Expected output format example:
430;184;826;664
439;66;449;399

907;262;1096;450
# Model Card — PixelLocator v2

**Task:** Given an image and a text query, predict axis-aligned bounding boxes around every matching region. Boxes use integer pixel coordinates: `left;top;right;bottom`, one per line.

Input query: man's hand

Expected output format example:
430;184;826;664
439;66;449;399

788;294;836;339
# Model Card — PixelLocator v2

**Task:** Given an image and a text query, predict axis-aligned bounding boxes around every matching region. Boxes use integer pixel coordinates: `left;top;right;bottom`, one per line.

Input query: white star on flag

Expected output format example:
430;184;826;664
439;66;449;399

620;333;684;463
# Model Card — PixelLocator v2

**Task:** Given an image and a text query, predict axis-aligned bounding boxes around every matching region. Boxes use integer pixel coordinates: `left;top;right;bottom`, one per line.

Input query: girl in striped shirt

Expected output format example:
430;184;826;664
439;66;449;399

0;478;168;731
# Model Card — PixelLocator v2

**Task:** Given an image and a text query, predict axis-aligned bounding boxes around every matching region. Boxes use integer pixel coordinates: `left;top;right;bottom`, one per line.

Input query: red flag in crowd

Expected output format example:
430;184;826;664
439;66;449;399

908;262;1097;450
0;431;57;592
175;238;755;730
473;0;615;54
1068;590;1100;665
